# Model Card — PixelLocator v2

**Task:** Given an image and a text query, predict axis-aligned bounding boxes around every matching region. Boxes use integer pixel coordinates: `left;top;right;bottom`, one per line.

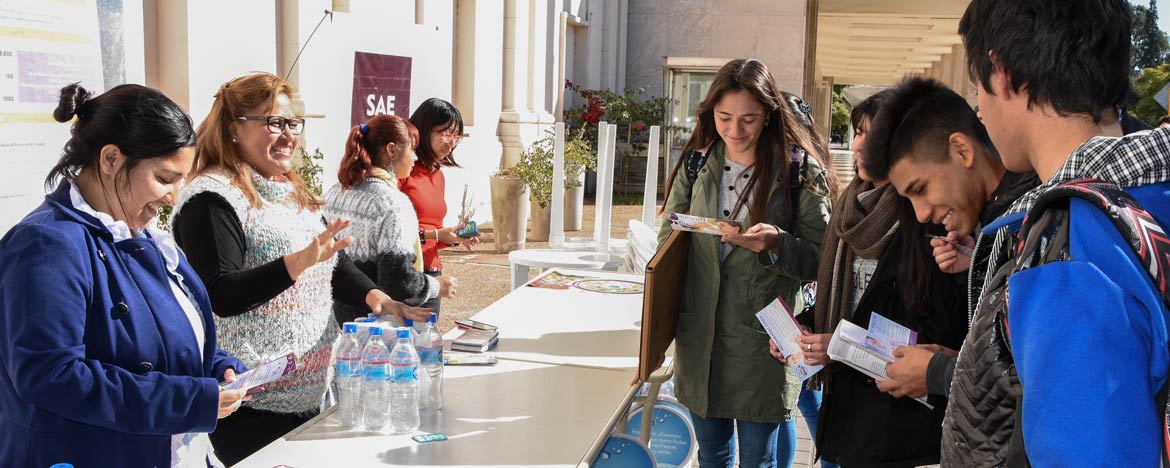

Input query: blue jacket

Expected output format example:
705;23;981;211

0;184;245;467
984;181;1170;467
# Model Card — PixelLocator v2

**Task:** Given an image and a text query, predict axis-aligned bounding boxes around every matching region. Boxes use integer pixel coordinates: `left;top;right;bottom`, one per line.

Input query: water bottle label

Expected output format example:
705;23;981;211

391;363;417;382
418;348;442;364
363;361;389;380
336;357;361;376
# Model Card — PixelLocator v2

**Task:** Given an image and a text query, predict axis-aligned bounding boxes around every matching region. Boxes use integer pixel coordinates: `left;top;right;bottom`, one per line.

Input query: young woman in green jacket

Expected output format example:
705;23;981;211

653;58;838;468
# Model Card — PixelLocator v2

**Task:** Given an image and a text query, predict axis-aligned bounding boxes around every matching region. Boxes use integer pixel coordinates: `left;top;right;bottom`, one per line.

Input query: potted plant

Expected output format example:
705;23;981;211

513;127;597;241
489;167;530;253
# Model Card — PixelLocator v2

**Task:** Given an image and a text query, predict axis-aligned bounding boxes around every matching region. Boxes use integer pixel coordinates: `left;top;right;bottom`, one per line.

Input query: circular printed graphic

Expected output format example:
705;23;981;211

572;279;645;294
592;433;657;468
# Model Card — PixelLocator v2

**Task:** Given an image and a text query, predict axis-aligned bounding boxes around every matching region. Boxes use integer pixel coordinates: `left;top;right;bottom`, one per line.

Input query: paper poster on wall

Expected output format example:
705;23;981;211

0;0;126;233
350;52;411;127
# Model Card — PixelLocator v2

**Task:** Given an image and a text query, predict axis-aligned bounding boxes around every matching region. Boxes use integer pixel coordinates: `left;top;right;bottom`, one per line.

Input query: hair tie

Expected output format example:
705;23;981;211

796;99;813;118
359;124;368;136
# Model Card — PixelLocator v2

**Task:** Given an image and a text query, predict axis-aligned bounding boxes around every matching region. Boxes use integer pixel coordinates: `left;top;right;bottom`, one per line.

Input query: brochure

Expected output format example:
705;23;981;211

221;352;297;396
666;212;740;235
754;297;823;381
864;312;918;360
827;320;932;408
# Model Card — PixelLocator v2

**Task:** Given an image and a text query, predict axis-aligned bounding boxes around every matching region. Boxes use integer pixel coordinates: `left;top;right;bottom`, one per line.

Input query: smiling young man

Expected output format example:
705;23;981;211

864;1;1170;466
860;77;1038;407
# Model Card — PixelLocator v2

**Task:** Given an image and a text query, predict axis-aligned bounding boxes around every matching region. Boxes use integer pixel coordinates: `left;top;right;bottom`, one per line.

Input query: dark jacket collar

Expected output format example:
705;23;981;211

42;181;115;241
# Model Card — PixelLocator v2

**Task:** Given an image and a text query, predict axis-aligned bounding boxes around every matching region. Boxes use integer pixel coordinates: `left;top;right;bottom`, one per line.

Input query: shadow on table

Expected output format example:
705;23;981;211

289;363;632;466
496;328;642;359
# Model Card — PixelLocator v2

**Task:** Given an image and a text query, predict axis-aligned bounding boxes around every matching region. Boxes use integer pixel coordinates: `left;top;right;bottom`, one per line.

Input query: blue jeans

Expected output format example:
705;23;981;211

690;411;779;468
790;388;841;468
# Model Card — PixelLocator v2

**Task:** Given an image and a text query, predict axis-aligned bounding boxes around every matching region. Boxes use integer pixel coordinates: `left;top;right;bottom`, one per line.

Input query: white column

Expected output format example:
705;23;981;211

593;121;609;244
499;0;534;168
597;123;617;252
641;125;660;226
550;122;566;248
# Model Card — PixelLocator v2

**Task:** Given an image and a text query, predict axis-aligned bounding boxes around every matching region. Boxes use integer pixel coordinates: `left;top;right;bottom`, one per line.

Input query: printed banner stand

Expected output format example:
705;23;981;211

625;398;696;468
592;434;656;468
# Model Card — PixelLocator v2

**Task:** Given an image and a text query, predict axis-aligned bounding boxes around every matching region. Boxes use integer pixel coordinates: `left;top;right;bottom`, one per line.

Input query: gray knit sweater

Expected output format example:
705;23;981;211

322;173;438;324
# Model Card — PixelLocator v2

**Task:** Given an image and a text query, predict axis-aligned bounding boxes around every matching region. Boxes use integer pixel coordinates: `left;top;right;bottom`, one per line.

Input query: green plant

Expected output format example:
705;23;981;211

1133;63;1170;127
513;127;597;208
295;147;326;196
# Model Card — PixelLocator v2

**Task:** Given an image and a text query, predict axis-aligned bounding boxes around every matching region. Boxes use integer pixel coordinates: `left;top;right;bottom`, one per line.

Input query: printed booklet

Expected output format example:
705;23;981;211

827;316;931;408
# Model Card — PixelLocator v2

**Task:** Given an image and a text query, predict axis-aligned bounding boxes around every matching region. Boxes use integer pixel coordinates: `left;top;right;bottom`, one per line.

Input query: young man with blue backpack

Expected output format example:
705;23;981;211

862;0;1170;465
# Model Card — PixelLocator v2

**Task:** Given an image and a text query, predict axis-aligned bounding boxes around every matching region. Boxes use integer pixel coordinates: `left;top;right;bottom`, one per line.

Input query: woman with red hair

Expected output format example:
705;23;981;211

324;115;457;325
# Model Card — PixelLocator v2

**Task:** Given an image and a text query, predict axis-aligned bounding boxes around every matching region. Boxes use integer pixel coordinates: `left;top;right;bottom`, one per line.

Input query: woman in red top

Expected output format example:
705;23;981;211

402;98;481;317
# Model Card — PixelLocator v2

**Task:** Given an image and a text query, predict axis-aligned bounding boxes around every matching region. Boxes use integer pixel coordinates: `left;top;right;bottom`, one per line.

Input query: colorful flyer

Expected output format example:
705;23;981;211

666;212;739;235
222;353;297;396
754;297;823;381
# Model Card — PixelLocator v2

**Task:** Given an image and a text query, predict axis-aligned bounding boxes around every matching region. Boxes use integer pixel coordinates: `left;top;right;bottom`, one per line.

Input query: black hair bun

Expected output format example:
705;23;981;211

53;83;92;123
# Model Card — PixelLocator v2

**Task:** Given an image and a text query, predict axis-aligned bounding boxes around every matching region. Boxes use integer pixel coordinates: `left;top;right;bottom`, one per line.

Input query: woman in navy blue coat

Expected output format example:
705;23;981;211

0;83;248;467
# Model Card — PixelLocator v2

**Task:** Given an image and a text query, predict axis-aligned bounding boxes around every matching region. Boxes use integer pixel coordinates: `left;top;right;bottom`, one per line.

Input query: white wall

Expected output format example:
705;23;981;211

0;0;147;234
625;0;810;99
0;0;622;234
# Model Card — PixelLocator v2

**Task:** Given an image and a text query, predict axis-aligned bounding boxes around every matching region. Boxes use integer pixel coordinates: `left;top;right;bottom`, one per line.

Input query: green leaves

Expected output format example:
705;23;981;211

514;128;598;208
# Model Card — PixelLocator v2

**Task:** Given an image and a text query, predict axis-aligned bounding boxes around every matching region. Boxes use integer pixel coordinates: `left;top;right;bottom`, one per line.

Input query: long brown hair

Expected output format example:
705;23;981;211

193;72;321;210
338;114;418;189
661;59;838;226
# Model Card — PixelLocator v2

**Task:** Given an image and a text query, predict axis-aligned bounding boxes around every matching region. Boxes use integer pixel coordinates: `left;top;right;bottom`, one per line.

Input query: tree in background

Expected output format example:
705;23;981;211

1133;0;1169;72
1133;63;1170;125
830;88;850;140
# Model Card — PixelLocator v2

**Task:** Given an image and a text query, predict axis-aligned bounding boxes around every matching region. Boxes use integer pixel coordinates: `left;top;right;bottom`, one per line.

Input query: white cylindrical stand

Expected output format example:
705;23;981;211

593;122;610;245
549;122;566;248
641;126;660;227
597;124;617;253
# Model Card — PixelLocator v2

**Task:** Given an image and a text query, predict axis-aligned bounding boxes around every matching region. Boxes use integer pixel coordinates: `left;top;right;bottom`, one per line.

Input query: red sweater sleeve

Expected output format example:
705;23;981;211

399;165;448;270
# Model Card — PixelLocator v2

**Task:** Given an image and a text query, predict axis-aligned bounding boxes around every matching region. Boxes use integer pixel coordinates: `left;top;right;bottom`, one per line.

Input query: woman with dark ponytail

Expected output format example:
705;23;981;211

323;114;457;325
0;83;248;467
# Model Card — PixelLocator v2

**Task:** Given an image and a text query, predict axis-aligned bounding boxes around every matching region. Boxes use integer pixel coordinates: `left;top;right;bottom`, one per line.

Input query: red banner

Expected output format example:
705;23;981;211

351;52;412;127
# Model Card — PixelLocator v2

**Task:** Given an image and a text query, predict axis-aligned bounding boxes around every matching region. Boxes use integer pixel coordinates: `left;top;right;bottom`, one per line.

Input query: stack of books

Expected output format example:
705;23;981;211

451;328;499;353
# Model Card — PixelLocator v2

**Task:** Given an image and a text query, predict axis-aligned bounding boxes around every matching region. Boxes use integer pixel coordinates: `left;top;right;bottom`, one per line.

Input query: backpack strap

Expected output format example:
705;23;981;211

1014;177;1170;467
684;142;714;184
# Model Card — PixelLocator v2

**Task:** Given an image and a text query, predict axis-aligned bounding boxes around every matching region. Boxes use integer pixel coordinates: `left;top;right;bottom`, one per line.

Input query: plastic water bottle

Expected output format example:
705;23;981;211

389;327;421;434
419;314;444;410
334;323;363;428
360;327;392;433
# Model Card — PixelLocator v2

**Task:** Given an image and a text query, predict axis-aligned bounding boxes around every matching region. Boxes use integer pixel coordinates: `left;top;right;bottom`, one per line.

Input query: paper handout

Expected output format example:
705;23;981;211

221;353;297;396
827;319;931;408
666;212;740;235
755;297;823;381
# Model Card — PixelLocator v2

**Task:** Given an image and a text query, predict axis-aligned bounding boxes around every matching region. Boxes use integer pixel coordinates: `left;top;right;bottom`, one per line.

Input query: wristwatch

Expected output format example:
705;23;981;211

419;228;428;244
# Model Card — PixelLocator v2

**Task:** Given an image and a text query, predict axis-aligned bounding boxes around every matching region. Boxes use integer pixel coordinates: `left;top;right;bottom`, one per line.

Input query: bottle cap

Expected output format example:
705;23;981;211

342;323;358;333
404;318;414;327
427;314;437;323
369;326;383;336
396;327;410;339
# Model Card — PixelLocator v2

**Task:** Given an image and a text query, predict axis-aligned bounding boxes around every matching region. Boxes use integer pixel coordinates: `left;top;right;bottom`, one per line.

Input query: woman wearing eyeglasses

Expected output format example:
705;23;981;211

171;72;431;465
402;98;481;319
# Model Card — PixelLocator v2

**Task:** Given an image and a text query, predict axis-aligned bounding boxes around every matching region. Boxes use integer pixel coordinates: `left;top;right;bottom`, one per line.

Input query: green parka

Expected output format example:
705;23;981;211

657;140;832;422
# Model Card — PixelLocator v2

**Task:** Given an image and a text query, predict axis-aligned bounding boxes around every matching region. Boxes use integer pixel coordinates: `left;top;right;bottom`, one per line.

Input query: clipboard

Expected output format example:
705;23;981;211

638;229;691;381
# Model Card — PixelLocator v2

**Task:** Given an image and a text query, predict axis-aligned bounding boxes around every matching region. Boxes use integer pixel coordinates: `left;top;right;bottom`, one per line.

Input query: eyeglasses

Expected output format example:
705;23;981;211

434;129;465;145
237;116;306;135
